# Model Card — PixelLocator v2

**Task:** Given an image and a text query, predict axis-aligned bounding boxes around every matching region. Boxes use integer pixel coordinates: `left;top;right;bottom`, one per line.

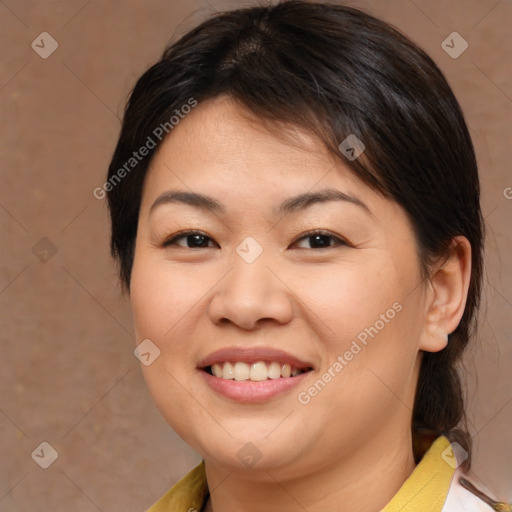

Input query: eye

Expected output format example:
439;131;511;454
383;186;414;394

161;230;218;249
292;230;350;249
161;229;350;250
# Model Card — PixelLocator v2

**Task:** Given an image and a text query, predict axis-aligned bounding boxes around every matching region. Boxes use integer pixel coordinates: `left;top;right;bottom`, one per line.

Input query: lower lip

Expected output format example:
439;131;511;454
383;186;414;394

200;369;311;403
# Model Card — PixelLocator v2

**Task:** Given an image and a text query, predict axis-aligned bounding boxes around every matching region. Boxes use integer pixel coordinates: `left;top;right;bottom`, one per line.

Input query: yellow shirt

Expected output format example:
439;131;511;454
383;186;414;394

145;436;502;511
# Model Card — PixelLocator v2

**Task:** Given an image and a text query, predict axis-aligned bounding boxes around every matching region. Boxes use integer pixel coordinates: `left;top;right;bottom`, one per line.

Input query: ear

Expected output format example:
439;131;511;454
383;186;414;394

419;236;472;352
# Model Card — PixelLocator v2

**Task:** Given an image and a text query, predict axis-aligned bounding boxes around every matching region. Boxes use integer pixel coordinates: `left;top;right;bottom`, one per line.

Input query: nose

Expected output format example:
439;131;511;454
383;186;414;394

208;249;294;330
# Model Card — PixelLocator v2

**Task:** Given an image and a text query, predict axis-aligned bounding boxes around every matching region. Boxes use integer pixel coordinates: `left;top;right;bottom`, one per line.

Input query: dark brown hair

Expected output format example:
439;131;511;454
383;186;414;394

106;0;484;467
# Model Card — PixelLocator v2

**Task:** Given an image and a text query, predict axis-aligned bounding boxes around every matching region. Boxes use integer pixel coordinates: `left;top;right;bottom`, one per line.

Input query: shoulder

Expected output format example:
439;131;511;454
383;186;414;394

442;467;507;512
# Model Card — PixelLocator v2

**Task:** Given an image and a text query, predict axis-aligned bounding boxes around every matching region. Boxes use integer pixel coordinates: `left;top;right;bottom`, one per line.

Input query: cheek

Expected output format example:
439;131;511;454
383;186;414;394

129;252;210;443
130;252;207;342
298;256;421;390
293;259;402;344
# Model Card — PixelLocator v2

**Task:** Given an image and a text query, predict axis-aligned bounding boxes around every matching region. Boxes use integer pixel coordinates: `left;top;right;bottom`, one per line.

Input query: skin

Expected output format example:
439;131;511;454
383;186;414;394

130;95;472;512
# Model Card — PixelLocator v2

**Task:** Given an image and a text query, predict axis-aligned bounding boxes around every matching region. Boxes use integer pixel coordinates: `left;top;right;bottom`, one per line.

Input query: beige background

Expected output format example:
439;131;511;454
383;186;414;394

0;0;510;510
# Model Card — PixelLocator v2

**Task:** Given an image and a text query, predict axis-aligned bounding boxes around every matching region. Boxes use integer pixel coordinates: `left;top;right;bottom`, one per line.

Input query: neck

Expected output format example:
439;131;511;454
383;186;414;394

203;429;416;512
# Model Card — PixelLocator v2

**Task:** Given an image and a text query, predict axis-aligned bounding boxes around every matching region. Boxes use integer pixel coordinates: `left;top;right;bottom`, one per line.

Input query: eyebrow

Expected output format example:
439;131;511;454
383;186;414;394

149;188;372;218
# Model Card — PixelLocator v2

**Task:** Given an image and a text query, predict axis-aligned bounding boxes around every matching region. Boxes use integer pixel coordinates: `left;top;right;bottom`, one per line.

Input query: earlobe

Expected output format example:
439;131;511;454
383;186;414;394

419;236;472;353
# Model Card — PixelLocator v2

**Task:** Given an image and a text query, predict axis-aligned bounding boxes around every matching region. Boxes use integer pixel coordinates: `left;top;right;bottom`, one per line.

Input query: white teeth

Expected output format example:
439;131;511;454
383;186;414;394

208;361;307;381
222;361;234;380
250;362;268;381
268;361;281;379
212;363;223;378
233;362;250;381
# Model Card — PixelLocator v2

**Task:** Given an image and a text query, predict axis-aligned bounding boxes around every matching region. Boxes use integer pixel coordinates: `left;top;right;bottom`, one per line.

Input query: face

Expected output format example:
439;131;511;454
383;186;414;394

130;95;432;478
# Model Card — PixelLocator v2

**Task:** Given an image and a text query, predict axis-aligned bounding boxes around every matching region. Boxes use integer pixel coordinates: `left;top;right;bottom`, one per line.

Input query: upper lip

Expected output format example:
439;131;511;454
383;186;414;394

197;346;314;370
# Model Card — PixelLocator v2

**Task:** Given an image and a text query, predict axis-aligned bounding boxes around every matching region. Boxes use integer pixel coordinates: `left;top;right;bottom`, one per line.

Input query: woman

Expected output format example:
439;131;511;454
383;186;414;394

106;1;508;510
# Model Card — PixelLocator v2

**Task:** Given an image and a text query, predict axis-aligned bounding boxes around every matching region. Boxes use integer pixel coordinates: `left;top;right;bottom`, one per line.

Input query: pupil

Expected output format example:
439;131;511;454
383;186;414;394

312;235;329;248
189;234;207;247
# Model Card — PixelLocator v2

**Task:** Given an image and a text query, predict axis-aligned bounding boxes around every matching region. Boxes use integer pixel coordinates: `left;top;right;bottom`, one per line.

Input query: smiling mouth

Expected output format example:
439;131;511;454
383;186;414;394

203;361;313;381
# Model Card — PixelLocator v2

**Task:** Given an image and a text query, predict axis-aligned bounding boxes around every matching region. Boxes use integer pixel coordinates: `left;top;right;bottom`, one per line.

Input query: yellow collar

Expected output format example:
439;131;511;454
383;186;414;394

146;458;208;512
382;435;454;511
146;436;454;512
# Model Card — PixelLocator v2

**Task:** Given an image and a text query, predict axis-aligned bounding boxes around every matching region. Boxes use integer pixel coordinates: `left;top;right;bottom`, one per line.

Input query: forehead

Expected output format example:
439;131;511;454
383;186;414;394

162;97;329;171
141;96;373;208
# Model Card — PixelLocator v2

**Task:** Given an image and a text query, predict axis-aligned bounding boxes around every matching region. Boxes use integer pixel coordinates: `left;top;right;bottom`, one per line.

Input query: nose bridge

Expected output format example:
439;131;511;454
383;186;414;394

231;237;272;297
208;236;293;329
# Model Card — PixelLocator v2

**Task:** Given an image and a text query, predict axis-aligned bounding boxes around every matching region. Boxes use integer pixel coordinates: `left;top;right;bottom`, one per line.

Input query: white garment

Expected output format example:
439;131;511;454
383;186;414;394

442;467;498;511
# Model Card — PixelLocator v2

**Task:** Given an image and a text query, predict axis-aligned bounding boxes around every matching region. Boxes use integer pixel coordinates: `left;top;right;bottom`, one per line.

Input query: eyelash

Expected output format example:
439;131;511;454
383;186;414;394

161;229;350;250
